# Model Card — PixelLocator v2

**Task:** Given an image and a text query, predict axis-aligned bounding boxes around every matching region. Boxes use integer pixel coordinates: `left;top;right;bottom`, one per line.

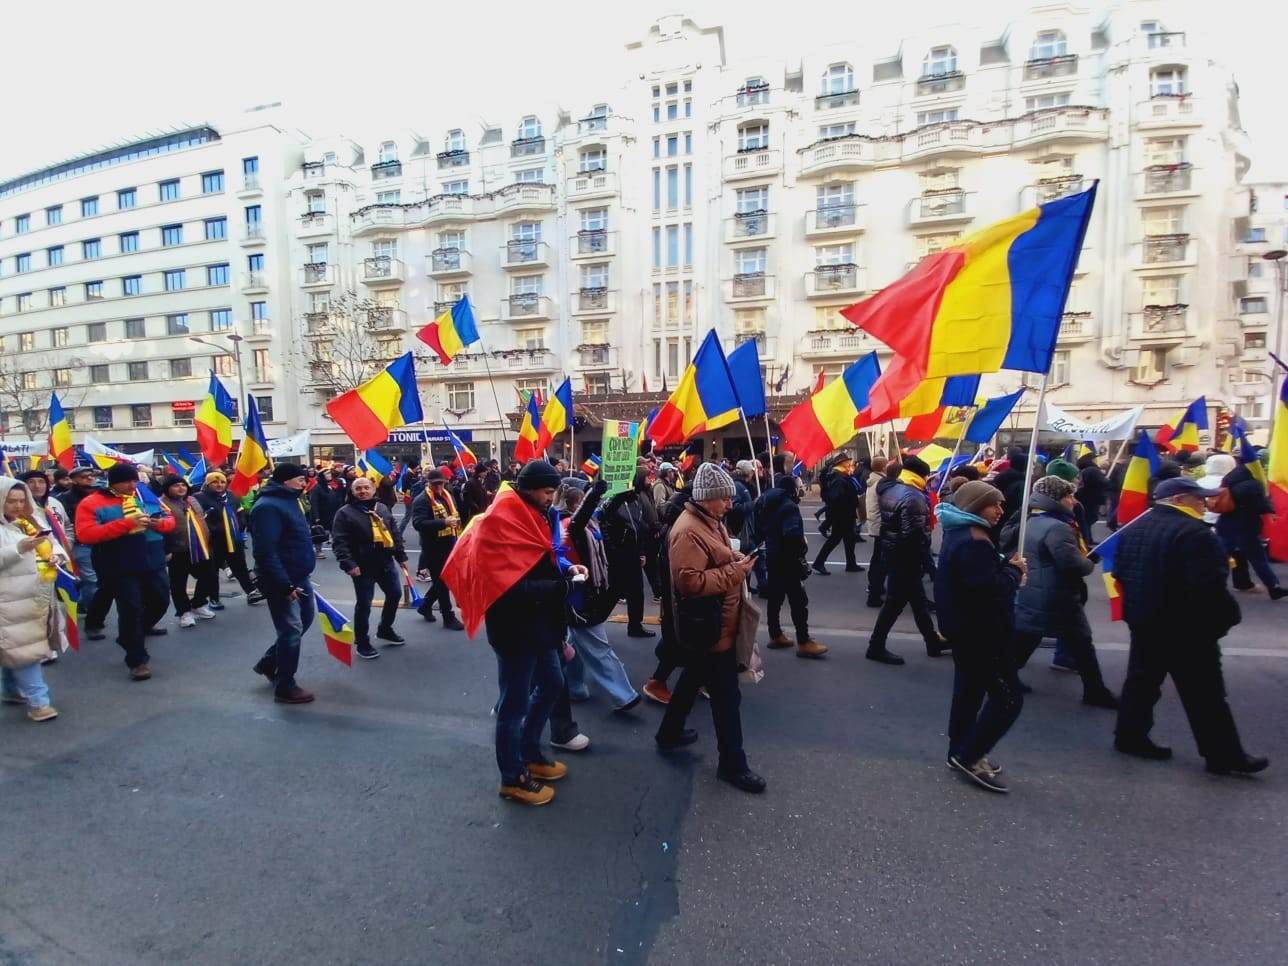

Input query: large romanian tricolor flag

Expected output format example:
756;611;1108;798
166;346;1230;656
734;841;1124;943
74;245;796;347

1116;429;1159;526
858;356;979;428
416;297;480;366
195;372;237;465
843;185;1096;381
1269;378;1288;491
314;589;355;666
535;377;573;454
1234;428;1266;489
514;394;543;463
326;352;424;450
1155;396;1207;453
648;329;742;446
47;392;74;470
780;352;882;469
229;396;271;498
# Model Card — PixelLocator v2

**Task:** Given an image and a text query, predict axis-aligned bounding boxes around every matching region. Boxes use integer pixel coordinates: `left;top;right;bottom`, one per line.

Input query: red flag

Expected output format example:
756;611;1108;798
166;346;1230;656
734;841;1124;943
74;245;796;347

812;369;826;394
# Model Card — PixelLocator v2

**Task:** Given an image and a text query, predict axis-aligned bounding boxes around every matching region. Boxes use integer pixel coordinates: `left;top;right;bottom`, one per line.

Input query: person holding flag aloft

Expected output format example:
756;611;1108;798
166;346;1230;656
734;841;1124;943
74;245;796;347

331;476;409;659
1213;435;1284;599
410;469;464;629
158;475;219;629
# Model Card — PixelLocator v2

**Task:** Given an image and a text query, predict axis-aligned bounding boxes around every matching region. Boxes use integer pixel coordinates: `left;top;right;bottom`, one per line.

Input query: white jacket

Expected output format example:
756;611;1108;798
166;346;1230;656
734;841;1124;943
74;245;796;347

865;472;883;535
0;478;56;669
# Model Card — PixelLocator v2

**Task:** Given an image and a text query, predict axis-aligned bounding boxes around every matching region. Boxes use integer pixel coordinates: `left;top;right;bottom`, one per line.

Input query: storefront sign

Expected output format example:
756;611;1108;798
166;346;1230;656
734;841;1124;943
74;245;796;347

600;419;639;498
386;428;472;444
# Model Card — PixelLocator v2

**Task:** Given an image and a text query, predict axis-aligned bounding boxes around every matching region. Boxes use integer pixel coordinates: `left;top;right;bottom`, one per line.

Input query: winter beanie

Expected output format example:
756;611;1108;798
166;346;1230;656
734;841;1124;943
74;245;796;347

1044;458;1079;482
690;462;736;501
1033;475;1075;502
517;460;561;490
107;463;142;486
271;463;308;484
951;480;1004;516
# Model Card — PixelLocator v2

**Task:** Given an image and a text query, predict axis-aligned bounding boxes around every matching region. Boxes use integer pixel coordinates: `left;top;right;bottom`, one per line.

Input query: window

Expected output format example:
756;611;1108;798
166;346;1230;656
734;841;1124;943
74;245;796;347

49;287;66;307
585;373;612;395
1245;227;1266;243
1143;275;1181;305
378;141;398;163
1133;347;1168;384
376;191;400;204
1151;66;1187;97
90;365;110;384
81;196;99;216
91;405;112;429
15;252;31;272
819;122;856;140
515;168;545;183
201;170;224;193
445;129;465;152
85;280;103;300
162;224;183;246
245;204;262;226
818;182;855;211
1248;258;1263;278
582;319;609;344
917;109;959;126
252;349;270;380
18;331;34;351
164;269;186;291
306;242;328;264
1050;350;1071;385
1030;29;1068;60
125;318;146;339
205;217;226;240
119;231;139;253
87;322;107;343
1245;332;1267;350
666;166;679;208
210;308;232;332
446;381;475;411
305;190;326;213
512;274;543;296
255;396;274;422
735;247;767;274
15;293;31;312
666;225;679;267
516;326;545;350
917;232;961;257
247;253;264;273
214;355;235;377
122;275;142;296
167;313;190;335
46;205;61;225
581;263;608;289
207;264;230;286
815;243;855;266
82;238;101;259
822;62;854;94
1240;296;1268;314
652;169;661;211
47;245;63;266
131;404;152;428
922;45;958;77
580;147;607;172
813;305;851;331
117;187;136;209
580;208;607;233
1143;205;1184;235
442;180;468;195
1025;93;1070;111
54;368;72;388
920;168;960;192
517;116;542;139
15;213;29;233
159;179;180;202
53;327;69;347
243;156;259;176
738;122;769;151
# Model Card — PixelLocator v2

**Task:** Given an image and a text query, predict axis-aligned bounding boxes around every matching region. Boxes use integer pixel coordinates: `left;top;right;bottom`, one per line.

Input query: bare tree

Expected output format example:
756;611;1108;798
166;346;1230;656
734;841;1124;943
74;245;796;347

0;352;88;440
294;290;407;397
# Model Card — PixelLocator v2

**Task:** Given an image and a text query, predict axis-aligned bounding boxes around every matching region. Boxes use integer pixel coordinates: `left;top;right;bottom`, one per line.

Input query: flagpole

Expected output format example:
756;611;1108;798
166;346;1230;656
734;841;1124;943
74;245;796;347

936;407;975;496
473;335;511;457
1015;370;1050;557
887;420;900;458
763;413;773;465
740;410;761;496
1108;434;1131;474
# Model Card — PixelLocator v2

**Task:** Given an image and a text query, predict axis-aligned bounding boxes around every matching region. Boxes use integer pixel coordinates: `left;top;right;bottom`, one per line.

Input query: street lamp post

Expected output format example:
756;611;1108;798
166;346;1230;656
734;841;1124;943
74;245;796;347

189;333;246;411
1262;249;1286;432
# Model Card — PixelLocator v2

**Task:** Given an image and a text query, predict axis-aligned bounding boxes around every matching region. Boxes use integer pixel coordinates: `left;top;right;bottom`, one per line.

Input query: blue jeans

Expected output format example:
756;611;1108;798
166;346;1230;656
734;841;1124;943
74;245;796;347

72;543;97;613
493;647;563;783
568;623;639;708
1219;525;1280;591
2;664;50;709
262;580;315;692
351;559;401;642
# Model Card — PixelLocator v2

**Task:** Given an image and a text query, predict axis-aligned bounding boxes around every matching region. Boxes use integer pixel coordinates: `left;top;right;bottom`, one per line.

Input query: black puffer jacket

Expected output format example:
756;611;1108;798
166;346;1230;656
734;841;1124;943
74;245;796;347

935;525;1023;646
758;477;806;563
876;477;931;563
1215;464;1274;538
820;469;863;524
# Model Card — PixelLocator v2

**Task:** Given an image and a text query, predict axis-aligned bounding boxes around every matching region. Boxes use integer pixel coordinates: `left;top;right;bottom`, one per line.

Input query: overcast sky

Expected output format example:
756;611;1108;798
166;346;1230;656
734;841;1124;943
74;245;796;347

3;0;1285;183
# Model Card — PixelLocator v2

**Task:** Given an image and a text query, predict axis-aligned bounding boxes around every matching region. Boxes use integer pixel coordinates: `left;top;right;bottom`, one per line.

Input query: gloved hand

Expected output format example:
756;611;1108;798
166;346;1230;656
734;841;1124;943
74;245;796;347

591;478;609;498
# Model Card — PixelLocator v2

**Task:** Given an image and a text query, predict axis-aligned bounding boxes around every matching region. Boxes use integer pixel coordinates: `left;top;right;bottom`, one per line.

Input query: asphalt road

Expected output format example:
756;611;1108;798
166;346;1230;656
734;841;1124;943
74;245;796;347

3;500;1286;965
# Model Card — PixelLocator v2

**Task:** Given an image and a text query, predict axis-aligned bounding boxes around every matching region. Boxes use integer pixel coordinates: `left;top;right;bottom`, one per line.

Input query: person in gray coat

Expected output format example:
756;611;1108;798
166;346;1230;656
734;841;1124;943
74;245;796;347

1003;475;1118;709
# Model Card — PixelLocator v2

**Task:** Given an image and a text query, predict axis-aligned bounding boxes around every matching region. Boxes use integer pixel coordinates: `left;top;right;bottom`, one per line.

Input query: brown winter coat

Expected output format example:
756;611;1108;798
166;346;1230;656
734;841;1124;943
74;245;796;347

668;501;744;653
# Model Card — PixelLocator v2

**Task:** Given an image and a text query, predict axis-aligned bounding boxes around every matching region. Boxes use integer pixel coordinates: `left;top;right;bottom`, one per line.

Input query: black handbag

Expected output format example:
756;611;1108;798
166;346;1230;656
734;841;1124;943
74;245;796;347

672;592;724;661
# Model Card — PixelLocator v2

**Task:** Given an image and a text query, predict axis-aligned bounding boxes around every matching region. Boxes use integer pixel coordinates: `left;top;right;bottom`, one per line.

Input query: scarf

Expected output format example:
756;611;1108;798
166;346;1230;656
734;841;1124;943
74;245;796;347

13;516;56;582
217;498;242;552
121;490;148;521
1032;505;1089;557
899;469;928;490
427;488;461;538
364;503;394;548
935;502;991;531
1167;502;1206;522
186;503;212;563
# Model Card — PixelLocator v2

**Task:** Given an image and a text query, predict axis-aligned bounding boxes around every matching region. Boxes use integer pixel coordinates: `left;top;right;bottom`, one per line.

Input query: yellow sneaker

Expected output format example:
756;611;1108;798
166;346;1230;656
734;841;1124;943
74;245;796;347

525;760;568;782
28;705;58;722
499;774;555;806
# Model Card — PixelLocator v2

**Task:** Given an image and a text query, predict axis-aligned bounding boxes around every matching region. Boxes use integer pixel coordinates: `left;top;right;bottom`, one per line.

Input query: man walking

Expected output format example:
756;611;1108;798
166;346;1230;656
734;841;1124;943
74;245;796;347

812;454;864;575
194;471;264;607
410;469;464;629
760;475;827;659
249;464;317;704
59;466;106;637
331;475;408;659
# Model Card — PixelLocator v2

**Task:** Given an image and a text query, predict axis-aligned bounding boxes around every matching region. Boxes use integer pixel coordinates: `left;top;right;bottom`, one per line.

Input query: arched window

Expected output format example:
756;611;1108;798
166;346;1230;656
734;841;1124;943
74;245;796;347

922;45;958;78
1030;29;1067;60
1150;65;1187;97
445;129;465;152
822;62;854;94
518;115;542;140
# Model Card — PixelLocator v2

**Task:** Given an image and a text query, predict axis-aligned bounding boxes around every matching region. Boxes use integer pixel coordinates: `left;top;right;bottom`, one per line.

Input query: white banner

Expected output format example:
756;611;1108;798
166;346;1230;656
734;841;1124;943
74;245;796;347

1;440;47;456
267;429;311;458
1038;401;1143;441
83;435;154;466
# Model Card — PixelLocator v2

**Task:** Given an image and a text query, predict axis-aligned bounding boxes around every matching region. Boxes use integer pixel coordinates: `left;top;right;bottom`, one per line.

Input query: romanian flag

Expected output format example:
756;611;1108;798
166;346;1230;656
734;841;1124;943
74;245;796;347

399;563;424;608
638;407;659;452
446;424;477;469
1117;429;1159;526
861;364;980;428
843;184;1096;380
677;439;703;477
230;396;271;498
1270;379;1288;491
325;352;424;450
1062;440;1095;462
163;453;188;476
1091;516;1145;621
47;393;74;470
515;394;543;463
648;330;741;446
581;453;602;476
186;505;211;564
314;589;355;666
416;296;480;365
195;372;237;465
535;377;573;455
1234;429;1266;489
1155;396;1207;453
359;449;393;483
780;352;882;469
55;564;80;651
962;388;1025;444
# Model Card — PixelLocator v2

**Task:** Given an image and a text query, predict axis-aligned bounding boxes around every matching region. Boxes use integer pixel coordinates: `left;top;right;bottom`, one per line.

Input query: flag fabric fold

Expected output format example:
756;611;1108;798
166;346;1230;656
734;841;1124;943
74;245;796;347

648;330;742;446
55;564;80;651
416;297;480;365
1155;396;1208;453
727;339;767;419
1091;516;1146;621
314;590;355;666
230;396;271;498
195;373;237;465
48;393;74;470
325;353;424;450
963;388;1025;444
780;352;882;469
515;394;543;463
535;378;573;455
1270;380;1288;491
1116;429;1159;525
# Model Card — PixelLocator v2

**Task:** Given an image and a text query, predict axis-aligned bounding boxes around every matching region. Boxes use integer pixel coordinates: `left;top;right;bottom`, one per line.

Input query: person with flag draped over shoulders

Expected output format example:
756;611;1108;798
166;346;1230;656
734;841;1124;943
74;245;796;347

441;460;588;807
1112;477;1268;775
0;477;62;721
75;463;175;681
331;476;408;660
195;471;264;608
410;469;464;630
159;476;218;629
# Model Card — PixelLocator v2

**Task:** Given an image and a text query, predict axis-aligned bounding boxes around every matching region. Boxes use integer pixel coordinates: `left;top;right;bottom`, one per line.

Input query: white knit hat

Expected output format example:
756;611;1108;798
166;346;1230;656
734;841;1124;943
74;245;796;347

690;462;737;501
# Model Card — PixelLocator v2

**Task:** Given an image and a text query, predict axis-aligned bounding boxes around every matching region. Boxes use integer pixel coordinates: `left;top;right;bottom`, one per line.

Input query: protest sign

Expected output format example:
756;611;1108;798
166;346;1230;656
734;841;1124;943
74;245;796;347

600;419;639;497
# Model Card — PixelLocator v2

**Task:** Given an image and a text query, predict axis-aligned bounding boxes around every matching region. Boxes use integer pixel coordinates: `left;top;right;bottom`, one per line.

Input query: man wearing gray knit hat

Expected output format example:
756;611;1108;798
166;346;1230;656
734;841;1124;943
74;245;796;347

689;462;737;501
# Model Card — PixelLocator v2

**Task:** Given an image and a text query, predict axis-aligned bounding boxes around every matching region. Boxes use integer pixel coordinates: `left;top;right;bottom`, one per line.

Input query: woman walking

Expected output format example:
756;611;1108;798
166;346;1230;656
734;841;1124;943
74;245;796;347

0;478;61;721
159;476;219;628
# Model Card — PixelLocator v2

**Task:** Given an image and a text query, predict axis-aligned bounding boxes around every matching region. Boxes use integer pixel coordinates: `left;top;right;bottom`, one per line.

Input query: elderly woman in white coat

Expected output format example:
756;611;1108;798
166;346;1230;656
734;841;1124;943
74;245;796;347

0;477;61;721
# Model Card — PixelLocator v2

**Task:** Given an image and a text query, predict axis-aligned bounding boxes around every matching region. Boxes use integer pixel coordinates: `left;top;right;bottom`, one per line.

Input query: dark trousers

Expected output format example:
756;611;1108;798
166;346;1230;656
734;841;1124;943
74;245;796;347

212;543;256;596
870;561;939;648
103;568;170;669
948;643;1024;763
1014;628;1107;693
766;557;809;642
351;559;401;642
1221;528;1280;591
418;541;455;618
1116;626;1246;764
167;554;217;614
642;537;662;597
494;646;563;783
261;580;315;692
866;538;886;602
813;517;858;569
614;553;645;628
86;582;115;629
657;648;748;772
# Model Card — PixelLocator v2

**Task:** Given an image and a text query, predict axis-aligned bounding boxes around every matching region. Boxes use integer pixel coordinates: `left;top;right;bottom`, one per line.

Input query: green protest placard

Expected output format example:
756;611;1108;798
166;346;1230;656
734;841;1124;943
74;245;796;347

600;419;639;497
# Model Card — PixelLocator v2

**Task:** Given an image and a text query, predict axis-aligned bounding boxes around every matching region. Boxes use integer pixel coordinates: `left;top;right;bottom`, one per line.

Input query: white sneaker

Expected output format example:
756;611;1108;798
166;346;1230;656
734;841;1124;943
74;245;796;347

192;605;216;620
179;612;196;628
551;733;591;752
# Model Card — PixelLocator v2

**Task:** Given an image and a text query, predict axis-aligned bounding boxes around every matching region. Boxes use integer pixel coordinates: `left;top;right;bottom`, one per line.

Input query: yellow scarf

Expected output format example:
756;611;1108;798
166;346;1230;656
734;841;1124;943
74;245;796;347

14;516;56;583
899;469;928;490
368;508;395;548
429;489;461;538
120;491;147;520
1168;502;1206;522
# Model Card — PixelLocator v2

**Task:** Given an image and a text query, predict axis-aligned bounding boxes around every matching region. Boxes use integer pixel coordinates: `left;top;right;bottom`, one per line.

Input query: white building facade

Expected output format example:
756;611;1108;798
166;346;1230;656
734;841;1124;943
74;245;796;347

1235;181;1288;436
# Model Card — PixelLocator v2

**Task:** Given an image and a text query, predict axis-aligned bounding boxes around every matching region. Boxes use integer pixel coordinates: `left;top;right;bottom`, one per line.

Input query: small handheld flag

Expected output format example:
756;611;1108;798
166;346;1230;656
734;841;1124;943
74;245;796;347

1117;429;1159;525
446;424;478;469
399;563;424;608
55;564;81;651
314;589;355;666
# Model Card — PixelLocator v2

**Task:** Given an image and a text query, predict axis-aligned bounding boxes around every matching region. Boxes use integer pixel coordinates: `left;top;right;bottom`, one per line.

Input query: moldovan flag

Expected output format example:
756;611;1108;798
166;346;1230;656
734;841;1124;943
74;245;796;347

195;372;237;465
514;394;543;463
1155;396;1207;453
648;330;741;446
859;360;980;428
229;396;271;498
314;590;355;666
780;352;882;469
843;184;1095;380
47;392;74;470
1116;429;1159;526
326;352;424;450
535;378;573;454
416;297;480;365
55;564;80;651
1269;379;1288;491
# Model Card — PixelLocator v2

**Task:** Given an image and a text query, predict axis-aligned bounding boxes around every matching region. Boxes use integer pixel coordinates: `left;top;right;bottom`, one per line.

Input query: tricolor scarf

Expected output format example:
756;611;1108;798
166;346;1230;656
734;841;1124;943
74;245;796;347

186;505;212;563
426;488;461;538
218;501;242;552
121;490;147;520
14;516;56;582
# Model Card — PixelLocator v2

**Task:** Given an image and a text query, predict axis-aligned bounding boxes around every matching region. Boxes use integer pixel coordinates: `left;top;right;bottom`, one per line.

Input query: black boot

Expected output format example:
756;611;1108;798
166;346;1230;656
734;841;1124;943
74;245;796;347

865;646;905;666
1114;736;1172;760
717;766;767;793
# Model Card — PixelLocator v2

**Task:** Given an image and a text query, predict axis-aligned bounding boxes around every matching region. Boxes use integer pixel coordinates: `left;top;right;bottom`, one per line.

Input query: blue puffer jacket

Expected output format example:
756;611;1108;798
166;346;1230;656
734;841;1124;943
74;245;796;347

249;482;316;595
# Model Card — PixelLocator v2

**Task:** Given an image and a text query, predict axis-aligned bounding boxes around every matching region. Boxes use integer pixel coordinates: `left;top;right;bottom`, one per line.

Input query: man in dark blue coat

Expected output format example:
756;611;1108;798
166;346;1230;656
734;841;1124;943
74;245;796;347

761;475;827;659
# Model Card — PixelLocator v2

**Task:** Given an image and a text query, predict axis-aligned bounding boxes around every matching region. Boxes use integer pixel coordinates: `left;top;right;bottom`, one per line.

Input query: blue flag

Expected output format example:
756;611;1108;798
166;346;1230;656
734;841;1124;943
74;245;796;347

726;339;767;419
964;389;1025;444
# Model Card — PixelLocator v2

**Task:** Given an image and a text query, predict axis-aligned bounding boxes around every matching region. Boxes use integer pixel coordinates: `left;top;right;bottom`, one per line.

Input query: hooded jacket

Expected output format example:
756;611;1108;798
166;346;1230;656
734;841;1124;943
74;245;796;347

758;476;806;562
0;478;57;669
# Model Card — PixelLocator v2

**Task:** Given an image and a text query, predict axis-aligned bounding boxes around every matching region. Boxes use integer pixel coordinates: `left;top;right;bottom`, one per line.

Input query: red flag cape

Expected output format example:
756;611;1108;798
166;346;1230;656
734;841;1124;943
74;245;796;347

440;483;553;638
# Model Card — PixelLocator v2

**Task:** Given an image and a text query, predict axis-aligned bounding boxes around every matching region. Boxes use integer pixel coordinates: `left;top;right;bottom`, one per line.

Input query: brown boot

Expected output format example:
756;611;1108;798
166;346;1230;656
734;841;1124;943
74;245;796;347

499;774;555;806
525;760;568;782
796;640;829;659
767;634;793;649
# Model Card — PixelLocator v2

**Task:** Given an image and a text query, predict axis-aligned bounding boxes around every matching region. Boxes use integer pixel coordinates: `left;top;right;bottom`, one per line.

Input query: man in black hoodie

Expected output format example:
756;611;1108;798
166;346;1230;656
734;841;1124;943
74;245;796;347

331;475;409;659
811;454;864;575
761;475;827;658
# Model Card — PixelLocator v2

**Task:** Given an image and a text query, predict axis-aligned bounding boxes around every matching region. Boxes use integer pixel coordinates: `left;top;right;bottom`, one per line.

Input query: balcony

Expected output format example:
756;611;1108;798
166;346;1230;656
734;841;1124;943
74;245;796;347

800;330;871;358
724;210;775;243
1146;31;1186;50
501;348;558;374
303;311;333;335
577;345;616;369
1139;163;1196;198
432;300;462;318
427;248;471;277
722;148;782;181
1011;109;1109;148
1136;96;1200;129
815;89;860;110
903;122;983;161
301;161;327;180
805;204;864;237
237;175;262;197
908;189;974;226
423;351;489;379
1057;311;1095;343
567;170;619;201
361;256;405;286
352;206;404;235
366;306;408;331
297;211;334;237
503;239;550;269
572;229;615;259
371;160;402;181
572;287;616;315
1022;176;1087;208
493;183;555;216
437;150;469;169
1023;54;1078;82
805;264;865;299
423;194;475;225
1238;305;1270;328
240;223;266;246
241;271;268;293
734;84;770;109
301;262;336;287
511;136;546;158
799;137;880;177
1135;234;1196;269
914;71;965;97
725;273;775;302
1129;304;1190;342
501;294;553;321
